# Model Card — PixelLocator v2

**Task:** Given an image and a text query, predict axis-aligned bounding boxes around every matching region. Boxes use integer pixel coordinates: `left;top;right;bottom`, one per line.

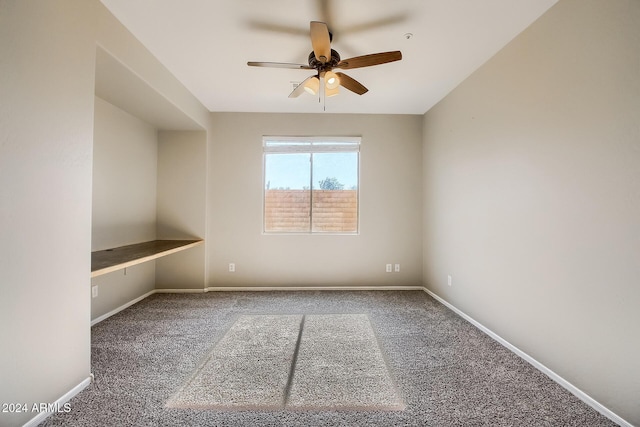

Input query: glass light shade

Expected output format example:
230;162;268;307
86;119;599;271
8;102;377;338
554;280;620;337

324;71;340;90
325;86;339;97
304;76;320;95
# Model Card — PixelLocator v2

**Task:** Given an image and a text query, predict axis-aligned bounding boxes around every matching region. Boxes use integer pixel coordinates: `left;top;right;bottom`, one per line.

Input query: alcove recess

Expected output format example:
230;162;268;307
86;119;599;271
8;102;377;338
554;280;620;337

91;47;206;320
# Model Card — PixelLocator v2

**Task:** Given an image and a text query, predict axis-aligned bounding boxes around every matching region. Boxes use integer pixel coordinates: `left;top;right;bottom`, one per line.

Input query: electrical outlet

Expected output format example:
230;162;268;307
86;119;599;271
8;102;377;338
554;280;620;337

385;264;392;273
91;285;98;298
229;263;235;273
448;275;452;286
394;264;400;272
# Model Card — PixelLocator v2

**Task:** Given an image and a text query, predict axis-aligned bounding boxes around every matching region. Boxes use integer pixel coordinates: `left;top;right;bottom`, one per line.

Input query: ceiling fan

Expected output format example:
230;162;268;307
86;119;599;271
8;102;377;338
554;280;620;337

247;21;402;98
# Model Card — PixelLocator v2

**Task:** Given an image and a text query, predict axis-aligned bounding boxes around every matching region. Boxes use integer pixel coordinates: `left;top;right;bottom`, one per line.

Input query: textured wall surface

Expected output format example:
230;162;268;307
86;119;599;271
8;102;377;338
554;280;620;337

209;112;423;288
0;2;96;425
0;1;211;425
422;0;640;424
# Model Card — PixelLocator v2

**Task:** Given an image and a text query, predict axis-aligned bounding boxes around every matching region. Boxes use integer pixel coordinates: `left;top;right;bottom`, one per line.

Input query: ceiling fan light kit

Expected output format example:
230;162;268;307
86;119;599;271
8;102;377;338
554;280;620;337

325;86;340;97
324;70;340;89
304;76;320;95
248;21;402;100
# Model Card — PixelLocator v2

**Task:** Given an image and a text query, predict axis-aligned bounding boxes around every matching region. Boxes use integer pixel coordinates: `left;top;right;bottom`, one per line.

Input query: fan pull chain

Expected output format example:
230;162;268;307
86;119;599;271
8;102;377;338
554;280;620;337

322;77;326;111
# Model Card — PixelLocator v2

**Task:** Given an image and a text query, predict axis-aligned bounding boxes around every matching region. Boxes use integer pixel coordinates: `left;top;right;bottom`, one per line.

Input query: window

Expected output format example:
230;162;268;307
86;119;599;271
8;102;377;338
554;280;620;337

263;136;360;233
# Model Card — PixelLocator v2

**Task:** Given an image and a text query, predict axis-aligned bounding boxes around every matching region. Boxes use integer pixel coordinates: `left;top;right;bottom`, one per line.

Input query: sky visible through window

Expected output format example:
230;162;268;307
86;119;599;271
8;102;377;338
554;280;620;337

265;152;358;190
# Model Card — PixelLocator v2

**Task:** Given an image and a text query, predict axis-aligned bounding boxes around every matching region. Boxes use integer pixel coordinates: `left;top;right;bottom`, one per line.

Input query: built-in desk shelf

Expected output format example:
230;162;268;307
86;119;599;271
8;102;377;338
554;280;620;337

91;239;203;278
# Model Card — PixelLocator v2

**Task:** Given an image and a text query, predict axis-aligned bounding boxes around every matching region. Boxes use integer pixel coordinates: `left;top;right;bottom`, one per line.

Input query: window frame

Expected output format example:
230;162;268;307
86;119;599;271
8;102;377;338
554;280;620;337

262;136;361;235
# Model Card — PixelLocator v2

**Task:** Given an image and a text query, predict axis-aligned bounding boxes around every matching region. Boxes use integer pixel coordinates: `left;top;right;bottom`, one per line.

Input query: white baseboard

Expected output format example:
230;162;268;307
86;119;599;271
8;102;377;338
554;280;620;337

91;289;207;325
206;285;425;292
91;290;156;326
423;288;632;427
22;377;91;427
154;288;206;293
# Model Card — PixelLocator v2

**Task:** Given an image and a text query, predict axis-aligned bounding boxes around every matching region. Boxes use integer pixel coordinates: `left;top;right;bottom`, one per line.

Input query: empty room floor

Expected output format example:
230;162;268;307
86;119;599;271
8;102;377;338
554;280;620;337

42;291;615;426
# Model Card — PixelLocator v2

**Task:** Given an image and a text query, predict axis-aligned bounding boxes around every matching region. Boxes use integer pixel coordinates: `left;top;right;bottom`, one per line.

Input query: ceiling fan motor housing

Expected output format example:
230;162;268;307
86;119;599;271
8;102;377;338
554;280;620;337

308;49;341;71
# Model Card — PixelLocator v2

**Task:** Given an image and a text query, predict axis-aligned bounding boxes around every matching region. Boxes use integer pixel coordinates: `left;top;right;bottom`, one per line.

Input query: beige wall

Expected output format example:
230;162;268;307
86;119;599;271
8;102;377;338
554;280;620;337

422;0;640;424
0;2;96;426
91;97;158;320
209;113;423;288
92;97;158;250
156;130;207;290
0;1;211;425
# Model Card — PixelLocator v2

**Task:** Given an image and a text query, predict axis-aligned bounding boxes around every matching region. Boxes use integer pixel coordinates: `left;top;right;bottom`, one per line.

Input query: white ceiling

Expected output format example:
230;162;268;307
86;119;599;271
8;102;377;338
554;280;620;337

100;0;558;115
95;47;204;130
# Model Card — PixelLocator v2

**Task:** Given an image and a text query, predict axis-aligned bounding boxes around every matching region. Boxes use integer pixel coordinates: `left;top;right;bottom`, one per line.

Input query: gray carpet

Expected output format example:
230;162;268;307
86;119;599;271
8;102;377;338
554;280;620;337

41;291;617;426
287;314;403;411
167;313;403;411
167;314;302;410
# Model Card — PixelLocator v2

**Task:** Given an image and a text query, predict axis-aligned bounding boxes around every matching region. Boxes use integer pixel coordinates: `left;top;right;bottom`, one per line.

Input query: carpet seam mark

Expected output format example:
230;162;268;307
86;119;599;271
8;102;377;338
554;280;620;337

283;314;305;407
165;314;241;408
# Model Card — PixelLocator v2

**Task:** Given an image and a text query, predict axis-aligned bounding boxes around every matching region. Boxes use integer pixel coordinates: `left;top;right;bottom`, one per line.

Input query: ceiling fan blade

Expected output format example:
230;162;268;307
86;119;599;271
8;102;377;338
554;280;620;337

310;21;331;63
335;72;368;95
336;51;402;70
248;61;313;70
340;14;408;36
317;0;335;30
289;75;316;98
